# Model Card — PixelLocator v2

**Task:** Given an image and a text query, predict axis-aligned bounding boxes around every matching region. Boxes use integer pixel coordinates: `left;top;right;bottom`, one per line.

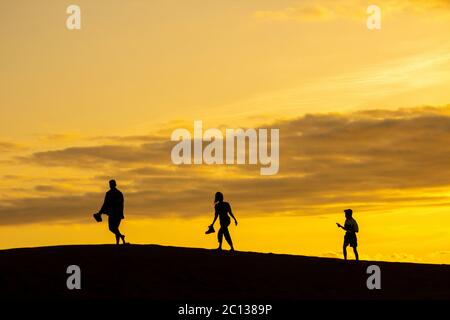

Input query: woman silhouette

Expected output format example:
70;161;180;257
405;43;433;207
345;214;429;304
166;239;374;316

209;192;238;251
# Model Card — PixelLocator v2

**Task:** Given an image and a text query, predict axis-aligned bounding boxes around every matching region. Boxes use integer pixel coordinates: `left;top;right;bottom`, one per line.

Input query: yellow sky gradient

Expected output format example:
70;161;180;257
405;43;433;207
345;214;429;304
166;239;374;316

1;0;450;264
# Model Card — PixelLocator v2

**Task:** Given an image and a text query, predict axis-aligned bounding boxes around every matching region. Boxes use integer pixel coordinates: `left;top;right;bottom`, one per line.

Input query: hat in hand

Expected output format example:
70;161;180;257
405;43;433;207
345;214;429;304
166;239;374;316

205;225;215;234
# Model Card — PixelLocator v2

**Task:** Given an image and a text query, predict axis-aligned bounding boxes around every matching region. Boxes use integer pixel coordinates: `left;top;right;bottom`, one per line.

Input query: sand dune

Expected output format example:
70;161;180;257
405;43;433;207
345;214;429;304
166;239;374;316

0;244;448;300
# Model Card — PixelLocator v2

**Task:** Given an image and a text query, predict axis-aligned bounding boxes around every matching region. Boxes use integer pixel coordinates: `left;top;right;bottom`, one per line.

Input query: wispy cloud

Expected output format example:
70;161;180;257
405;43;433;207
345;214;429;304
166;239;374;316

254;3;335;22
253;0;450;22
0;141;22;153
22;140;171;168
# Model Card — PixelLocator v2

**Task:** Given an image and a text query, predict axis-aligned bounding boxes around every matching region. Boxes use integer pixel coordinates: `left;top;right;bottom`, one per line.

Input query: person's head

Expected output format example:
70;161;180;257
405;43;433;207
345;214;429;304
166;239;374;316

214;192;224;203
344;209;353;219
109;179;117;189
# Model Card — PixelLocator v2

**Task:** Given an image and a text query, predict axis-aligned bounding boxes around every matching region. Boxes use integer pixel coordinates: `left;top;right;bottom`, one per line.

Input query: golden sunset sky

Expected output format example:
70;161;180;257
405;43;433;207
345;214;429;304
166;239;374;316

1;0;450;264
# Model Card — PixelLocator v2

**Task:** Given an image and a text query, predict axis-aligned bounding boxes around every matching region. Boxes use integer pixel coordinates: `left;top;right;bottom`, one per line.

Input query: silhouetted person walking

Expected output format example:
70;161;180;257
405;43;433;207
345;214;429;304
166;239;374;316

95;180;127;245
209;192;237;251
337;209;359;261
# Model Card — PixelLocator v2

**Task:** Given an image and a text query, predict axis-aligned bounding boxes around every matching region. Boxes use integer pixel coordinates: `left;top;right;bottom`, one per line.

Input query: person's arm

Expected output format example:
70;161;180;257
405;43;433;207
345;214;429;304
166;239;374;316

338;222;357;233
119;192;124;217
98;193;108;214
228;204;238;226
336;223;347;231
210;210;218;227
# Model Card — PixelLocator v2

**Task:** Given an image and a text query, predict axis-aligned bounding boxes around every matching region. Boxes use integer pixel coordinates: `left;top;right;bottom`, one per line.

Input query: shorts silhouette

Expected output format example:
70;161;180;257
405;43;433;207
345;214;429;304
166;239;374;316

344;232;358;248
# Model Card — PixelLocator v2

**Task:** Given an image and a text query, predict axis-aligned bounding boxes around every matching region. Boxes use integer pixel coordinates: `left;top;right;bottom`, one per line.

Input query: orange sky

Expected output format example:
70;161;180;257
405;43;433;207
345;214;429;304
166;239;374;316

1;0;450;264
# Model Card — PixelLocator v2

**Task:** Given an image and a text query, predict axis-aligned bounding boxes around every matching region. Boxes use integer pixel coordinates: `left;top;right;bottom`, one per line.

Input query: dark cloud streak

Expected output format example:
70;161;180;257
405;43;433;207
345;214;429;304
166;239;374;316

3;106;450;225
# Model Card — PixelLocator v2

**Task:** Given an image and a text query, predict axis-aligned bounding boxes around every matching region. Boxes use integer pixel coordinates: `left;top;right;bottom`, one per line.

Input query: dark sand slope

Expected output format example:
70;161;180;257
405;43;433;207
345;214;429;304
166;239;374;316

0;245;448;300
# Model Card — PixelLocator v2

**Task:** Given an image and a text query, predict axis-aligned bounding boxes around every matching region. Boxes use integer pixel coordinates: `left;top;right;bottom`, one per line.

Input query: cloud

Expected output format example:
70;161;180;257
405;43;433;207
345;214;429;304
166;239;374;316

254;4;334;22
22;139;172;168
34;185;67;193
3;105;450;225
0;193;101;225
92;134;166;143
253;0;450;22
39;133;83;143
0;141;22;153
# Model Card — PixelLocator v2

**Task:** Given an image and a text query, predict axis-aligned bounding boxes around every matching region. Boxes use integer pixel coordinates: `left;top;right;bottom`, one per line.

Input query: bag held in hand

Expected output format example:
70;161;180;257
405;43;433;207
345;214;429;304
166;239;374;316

93;212;102;222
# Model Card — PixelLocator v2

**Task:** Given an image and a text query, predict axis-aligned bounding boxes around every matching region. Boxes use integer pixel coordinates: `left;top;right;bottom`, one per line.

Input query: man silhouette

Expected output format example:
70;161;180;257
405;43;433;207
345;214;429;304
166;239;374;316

337;209;359;261
209;192;238;251
96;180;127;245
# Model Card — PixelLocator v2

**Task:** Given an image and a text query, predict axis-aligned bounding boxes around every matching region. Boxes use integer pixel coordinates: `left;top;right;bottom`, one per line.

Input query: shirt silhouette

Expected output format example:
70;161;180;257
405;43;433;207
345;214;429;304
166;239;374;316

99;185;124;219
344;217;358;233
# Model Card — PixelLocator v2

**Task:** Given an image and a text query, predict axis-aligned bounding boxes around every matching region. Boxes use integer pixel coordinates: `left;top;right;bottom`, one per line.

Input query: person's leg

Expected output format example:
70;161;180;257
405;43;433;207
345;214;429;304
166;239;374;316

223;227;234;251
116;219;126;244
108;217;122;245
353;247;359;261
116;220;126;244
343;235;350;260
217;228;224;250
